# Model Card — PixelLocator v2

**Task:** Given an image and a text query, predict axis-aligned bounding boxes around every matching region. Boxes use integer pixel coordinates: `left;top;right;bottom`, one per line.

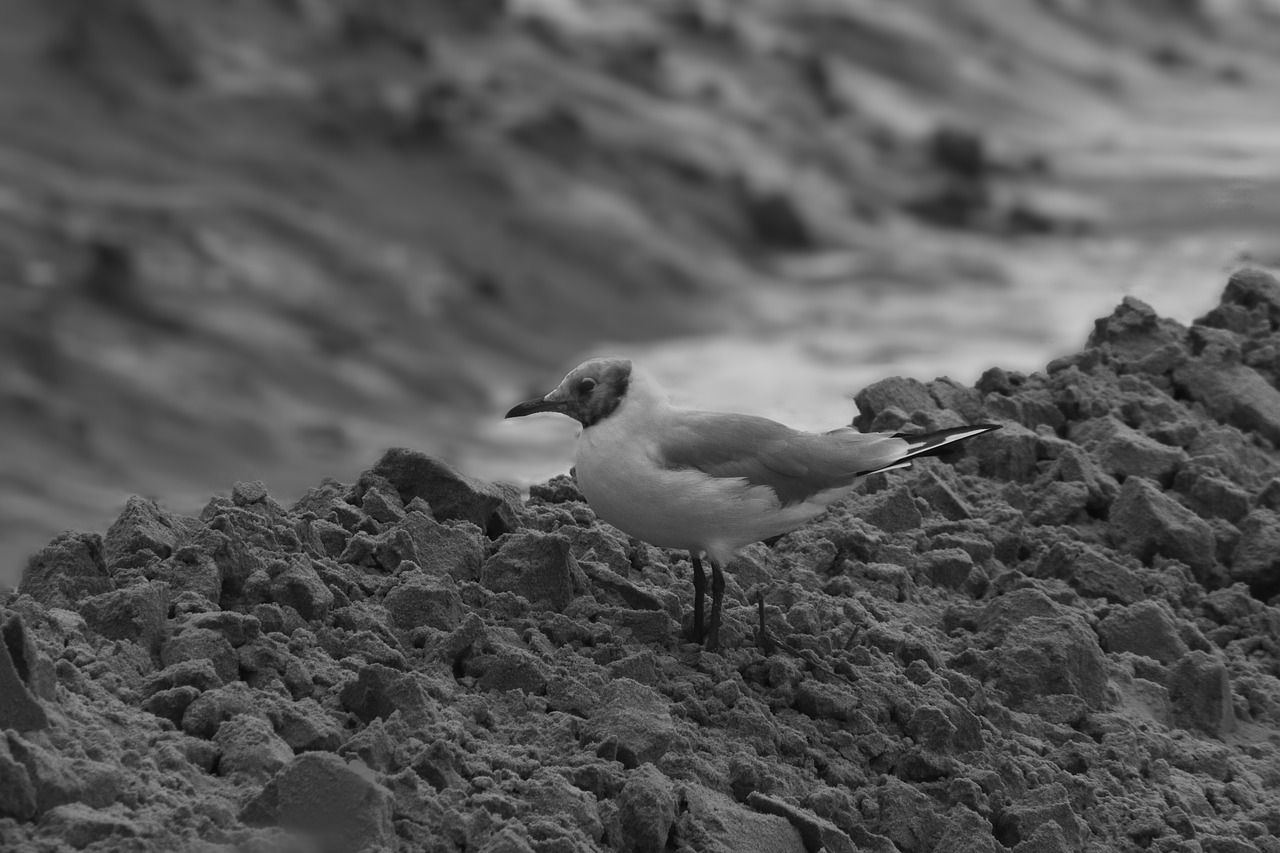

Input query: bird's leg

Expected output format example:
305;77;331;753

690;551;706;643
707;557;725;652
755;590;776;655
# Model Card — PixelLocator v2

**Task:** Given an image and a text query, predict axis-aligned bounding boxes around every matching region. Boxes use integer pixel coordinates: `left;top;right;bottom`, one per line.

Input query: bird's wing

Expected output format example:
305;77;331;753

657;412;1000;507
655;412;913;506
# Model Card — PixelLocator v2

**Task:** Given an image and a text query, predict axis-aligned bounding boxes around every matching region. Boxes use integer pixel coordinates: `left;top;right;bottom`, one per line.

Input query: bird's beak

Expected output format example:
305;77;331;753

505;396;566;419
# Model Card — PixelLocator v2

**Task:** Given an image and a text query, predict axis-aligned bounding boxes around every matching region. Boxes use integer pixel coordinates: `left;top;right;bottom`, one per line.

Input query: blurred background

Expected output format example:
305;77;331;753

3;0;1280;588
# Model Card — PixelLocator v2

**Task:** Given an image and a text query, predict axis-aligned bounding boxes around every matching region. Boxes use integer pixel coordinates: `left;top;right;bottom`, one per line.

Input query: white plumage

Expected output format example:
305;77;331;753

577;370;859;562
506;357;998;649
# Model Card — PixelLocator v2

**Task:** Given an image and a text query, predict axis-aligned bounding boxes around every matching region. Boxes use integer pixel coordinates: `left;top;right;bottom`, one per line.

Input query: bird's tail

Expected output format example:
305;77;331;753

865;423;1001;475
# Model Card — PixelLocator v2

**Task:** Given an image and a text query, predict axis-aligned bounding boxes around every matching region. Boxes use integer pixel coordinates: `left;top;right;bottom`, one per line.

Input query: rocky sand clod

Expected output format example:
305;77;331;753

6;271;1280;852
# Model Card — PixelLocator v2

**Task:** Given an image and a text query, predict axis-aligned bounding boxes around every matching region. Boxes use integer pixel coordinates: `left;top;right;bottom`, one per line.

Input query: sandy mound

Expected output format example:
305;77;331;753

5;269;1280;852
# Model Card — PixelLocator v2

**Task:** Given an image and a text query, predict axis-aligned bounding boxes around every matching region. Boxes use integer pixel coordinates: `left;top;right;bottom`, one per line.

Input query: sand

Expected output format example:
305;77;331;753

5;0;1280;587
4;269;1280;852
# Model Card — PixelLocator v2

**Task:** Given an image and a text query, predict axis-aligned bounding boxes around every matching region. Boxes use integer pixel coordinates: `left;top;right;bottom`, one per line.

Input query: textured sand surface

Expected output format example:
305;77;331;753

5;270;1280;852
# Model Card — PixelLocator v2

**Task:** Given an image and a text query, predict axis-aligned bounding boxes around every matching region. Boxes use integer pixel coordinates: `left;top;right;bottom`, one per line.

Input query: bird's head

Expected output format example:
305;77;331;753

505;357;634;427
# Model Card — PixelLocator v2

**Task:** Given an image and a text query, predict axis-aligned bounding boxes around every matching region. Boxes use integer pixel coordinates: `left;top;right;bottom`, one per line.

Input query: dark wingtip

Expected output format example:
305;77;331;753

892;422;1001;440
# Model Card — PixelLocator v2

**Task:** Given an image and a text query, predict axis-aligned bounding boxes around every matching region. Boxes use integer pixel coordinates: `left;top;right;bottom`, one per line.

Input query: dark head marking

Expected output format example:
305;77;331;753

505;357;632;427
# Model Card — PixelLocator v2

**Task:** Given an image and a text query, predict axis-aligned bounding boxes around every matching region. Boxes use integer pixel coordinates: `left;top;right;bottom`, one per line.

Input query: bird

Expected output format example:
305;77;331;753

505;357;999;651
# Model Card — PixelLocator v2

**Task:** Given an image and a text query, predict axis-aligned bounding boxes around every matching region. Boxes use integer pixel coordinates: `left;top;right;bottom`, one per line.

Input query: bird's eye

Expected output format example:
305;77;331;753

578;377;597;394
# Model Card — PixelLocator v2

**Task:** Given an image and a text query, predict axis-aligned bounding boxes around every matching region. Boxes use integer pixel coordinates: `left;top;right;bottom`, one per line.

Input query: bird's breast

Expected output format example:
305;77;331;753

574;422;676;544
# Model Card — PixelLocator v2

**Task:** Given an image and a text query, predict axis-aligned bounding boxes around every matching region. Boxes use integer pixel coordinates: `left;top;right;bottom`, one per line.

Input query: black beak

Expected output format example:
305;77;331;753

505;398;565;419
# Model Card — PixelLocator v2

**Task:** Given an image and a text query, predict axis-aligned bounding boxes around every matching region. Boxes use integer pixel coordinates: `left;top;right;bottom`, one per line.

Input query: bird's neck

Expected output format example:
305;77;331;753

582;369;670;434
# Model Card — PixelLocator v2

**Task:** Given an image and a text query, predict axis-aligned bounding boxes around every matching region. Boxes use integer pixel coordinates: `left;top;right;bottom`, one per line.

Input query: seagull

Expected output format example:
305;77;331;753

506;357;999;650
